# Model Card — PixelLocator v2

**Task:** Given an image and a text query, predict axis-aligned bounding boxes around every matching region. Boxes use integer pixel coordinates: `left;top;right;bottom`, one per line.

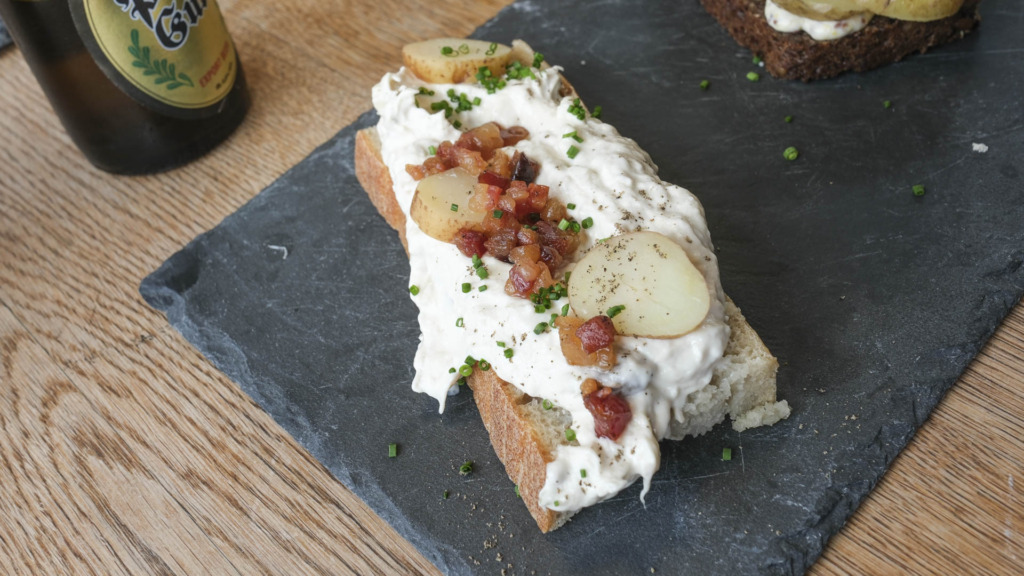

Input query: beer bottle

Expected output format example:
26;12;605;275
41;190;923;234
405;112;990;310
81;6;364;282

0;0;250;174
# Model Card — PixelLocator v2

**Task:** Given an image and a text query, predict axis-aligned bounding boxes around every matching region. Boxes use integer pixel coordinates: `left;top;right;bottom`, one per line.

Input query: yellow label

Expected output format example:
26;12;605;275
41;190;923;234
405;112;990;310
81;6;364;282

80;0;236;110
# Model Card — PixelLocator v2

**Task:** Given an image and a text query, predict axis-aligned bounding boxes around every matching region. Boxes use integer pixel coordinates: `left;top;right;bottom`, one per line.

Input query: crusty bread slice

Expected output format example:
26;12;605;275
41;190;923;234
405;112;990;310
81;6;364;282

701;0;981;81
354;44;786;532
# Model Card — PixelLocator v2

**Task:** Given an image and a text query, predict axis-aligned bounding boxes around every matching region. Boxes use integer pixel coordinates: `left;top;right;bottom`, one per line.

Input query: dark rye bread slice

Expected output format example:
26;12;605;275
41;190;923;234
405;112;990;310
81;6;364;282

700;0;982;81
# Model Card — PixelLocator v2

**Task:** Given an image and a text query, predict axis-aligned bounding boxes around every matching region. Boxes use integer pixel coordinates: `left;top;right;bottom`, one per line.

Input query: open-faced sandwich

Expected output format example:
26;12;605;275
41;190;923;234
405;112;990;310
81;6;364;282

700;0;982;80
354;39;790;532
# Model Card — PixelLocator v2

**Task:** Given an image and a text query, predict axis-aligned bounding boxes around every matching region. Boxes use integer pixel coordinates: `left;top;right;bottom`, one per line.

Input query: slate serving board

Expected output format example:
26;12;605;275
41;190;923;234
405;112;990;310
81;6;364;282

0;17;12;51
141;1;1024;574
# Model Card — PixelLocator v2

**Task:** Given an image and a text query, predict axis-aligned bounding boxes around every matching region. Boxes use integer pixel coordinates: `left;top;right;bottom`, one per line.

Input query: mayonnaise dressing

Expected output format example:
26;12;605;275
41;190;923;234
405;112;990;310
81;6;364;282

372;65;729;513
765;0;872;41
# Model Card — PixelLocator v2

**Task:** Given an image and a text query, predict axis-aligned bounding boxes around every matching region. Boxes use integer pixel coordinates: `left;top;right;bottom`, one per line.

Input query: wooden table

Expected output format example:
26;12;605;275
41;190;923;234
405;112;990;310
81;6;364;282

1;1;1021;573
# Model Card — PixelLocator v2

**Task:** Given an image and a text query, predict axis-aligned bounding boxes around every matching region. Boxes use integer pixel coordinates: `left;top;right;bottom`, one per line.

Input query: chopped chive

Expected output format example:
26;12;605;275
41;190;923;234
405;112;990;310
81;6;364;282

542;399;553;410
561;303;569;316
472;97;481;106
912;184;926;197
580;469;587;478
459;364;473;377
700;79;710;91
514;484;521;498
457;377;466;386
567;145;580;159
441;46;454;56
493;209;504;218
486;42;498;56
417;87;435;96
465;355;476;366
450;203;458;212
570;221;581;233
784;115;793;123
458;43;469;54
554;500;560;507
471;254;482;268
607;304;626;318
443;490;450;499
883;100;893;109
565;428;576;442
461;282;471;293
389;443;398;458
581;216;593;229
564;271;572;281
448;367;456;373
497;341;506;348
558;218;570;230
562;130;577;139
452;119;462;129
479;359;491;371
752;55;763;65
504;348;514;359
722;447;732;461
459;461;473;475
533;322;548;335
455;317;464;327
592;105;602;119
478;285;488;292
567;203;576;210
409;285;420;296
476;267;489;279
746;71;760;82
532;52;545;68
428;145;437;155
783;146;799;161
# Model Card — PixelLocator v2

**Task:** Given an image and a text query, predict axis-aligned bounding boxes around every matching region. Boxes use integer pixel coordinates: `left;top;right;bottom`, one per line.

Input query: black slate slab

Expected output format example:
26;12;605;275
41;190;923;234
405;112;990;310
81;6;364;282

140;1;1024;574
0;17;12;50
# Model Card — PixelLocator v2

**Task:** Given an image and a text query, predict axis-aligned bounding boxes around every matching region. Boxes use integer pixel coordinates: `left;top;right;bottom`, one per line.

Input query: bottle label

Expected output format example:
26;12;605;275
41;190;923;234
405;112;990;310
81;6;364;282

69;0;238;118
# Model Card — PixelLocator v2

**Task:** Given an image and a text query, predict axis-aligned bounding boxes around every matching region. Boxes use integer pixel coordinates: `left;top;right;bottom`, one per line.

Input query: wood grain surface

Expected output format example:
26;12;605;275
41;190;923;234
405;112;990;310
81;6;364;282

0;0;1021;574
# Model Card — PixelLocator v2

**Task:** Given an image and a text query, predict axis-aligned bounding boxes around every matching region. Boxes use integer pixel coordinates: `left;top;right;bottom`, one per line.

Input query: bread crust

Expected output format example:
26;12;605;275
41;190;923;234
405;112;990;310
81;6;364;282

700;0;982;81
354;44;783;531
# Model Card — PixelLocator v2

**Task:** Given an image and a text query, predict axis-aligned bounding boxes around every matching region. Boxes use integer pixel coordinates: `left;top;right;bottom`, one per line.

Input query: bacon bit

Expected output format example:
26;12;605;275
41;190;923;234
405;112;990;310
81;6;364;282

478;171;511;190
453;228;487;258
576;315;616;353
511;151;538;183
456;122;505;160
506;244;554;297
501;125;530;147
556;317;615;369
582;381;632;441
485;149;513;178
405;163;427;180
483;228;517;261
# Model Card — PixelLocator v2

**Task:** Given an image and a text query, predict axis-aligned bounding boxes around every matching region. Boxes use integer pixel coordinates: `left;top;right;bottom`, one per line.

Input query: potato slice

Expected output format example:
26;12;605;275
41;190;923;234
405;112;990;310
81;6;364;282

403;38;513;84
410;168;487;242
568;232;710;338
772;0;860;21
809;0;963;21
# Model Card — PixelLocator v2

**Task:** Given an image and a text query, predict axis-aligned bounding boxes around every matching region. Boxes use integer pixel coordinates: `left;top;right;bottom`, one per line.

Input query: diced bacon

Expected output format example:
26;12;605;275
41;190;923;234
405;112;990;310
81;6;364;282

582;382;632;441
576;316;616;353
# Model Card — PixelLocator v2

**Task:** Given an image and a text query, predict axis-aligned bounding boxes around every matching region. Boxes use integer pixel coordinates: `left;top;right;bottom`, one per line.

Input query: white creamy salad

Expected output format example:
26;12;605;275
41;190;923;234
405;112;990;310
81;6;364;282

765;0;872;41
371;63;730;514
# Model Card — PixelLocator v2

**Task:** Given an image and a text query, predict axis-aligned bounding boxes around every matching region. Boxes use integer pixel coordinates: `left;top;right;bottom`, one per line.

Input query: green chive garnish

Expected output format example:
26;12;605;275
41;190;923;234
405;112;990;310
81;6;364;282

567;145;580;159
450;203;458;212
409;285;420;296
722;447;732;461
479;360;491;371
607;305;625;318
884;100;892;109
565;428;576;442
532;52;544;68
567;203;576;210
441;46;454;56
452;120;462;129
459;364;473;377
464;355;476;366
461;283;471;293
533;322;548;335
389;443;398;458
558;219;570;231
581;217;593;229
700;79;710;91
449;367;456;373
459;461;473;475
593;105;602;119
561;303;569;316
542;399;553;410
514;485;521;498
455;317;464;327
784;115;793;123
493;209;504;218
504;348;514;359
443;490;450;499
746;72;760;82
478;285;488;292
428;145;437;155
783;146;799;161
580;469;587;478
497;341;506;348
477;267;489;279
912;184;926;197
752;55;763;65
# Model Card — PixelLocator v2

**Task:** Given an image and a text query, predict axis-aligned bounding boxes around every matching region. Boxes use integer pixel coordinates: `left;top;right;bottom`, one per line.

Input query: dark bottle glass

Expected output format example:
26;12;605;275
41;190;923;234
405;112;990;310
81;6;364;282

0;0;250;174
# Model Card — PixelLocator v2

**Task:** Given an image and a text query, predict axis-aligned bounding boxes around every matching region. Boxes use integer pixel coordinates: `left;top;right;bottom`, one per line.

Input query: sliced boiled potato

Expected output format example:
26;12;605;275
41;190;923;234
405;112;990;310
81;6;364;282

403;38;513;84
410;168;487;242
772;0;861;21
810;0;963;21
568;232;710;338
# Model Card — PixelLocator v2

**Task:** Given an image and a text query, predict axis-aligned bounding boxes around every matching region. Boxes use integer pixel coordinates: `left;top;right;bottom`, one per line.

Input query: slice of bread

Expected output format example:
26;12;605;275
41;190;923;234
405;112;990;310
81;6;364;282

701;0;982;81
354;44;788;531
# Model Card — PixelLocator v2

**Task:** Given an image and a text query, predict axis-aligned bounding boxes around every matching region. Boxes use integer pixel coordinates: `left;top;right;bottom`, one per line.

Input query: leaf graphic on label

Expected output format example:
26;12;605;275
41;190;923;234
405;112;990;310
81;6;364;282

127;29;194;92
